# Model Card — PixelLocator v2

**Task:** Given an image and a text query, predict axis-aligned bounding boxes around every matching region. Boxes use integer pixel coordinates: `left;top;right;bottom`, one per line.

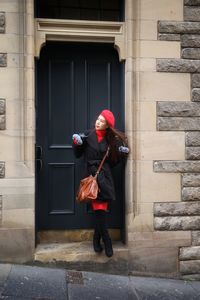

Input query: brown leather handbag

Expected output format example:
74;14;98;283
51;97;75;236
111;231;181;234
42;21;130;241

76;148;109;203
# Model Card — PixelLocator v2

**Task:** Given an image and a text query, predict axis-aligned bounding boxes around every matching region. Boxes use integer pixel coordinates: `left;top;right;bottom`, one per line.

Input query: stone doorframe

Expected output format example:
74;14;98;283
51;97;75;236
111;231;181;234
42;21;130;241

33;0;135;243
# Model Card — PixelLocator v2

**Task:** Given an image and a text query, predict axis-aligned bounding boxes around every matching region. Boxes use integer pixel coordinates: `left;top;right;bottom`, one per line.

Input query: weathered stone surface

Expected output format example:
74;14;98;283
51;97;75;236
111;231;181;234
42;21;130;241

0;162;5;178
192;74;200;88
0;99;5;114
158;33;180;41
181;34;200;48
182;48;200;59
158;21;200;34
192;88;200;101
186;147;200;160
180;246;200;260
0;195;2;226
192;231;200;245
154;160;200;173
157;117;200;131
0;12;5;34
157;101;200;117
0;53;6;67
180;260;200;274
0;228;34;263
186;132;200;146
157;59;200;73
0;115;5;130
182;173;200;186
182;187;200;200
185;0;200;5
184;7;200;21
154;216;200;230
154;202;200;216
35;241;128;275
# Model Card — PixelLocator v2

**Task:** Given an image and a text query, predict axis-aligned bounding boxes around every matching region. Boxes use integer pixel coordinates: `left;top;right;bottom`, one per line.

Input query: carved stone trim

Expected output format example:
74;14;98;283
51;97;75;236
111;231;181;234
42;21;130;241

35;18;126;61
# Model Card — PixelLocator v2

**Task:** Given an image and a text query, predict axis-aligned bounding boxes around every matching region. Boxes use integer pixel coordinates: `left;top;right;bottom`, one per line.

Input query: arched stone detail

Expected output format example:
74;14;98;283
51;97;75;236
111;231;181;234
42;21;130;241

35;19;126;61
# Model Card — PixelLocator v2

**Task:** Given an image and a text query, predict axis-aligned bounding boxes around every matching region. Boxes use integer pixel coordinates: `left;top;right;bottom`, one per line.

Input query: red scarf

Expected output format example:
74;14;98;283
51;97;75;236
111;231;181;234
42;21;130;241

96;129;106;143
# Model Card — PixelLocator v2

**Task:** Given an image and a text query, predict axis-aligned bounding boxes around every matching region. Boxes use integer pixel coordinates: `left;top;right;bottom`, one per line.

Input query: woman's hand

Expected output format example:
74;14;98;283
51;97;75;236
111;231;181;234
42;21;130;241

118;146;129;154
72;134;83;145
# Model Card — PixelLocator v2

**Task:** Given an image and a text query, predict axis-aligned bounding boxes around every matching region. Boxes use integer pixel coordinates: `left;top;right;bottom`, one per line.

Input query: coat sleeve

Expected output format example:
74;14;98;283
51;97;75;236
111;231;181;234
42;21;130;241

108;137;129;167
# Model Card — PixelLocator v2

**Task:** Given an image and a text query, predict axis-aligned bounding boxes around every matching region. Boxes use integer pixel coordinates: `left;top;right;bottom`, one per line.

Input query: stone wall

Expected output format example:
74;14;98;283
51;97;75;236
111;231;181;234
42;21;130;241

154;0;200;279
0;0;35;263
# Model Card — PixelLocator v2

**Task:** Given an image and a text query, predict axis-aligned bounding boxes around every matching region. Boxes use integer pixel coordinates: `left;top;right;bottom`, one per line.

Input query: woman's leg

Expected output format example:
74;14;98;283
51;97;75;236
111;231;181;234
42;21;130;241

93;211;103;253
94;210;113;257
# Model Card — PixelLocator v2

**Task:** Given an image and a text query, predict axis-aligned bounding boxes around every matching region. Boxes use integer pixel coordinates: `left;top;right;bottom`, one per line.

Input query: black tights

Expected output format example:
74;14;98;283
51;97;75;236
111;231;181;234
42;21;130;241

94;210;109;238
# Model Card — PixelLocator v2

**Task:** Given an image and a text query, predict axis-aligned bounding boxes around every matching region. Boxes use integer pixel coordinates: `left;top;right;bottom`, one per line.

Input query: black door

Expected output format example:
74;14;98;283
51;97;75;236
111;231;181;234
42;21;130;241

36;42;125;230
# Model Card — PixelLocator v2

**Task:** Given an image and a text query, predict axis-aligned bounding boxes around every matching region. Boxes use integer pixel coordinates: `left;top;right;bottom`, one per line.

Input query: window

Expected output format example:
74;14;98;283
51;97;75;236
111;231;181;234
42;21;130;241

35;0;124;21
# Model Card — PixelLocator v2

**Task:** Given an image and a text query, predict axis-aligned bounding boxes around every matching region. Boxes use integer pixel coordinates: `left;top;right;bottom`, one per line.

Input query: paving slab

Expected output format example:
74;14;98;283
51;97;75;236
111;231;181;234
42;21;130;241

129;276;200;300
0;264;12;297
1;265;67;300
67;271;133;300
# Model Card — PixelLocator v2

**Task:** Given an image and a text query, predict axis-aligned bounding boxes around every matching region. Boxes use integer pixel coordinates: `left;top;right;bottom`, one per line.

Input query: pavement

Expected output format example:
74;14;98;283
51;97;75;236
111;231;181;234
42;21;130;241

0;263;200;300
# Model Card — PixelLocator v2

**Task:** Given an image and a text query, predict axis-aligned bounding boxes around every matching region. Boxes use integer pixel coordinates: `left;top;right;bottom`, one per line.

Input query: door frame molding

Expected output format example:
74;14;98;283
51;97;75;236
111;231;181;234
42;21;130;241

34;18;126;61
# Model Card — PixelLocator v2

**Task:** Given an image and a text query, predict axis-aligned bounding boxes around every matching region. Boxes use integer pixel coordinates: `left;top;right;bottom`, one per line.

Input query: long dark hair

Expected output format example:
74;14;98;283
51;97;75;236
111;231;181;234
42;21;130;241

106;127;129;163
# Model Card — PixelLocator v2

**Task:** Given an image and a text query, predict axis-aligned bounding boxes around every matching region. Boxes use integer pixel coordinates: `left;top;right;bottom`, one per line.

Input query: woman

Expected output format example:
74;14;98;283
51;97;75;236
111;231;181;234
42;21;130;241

72;109;129;257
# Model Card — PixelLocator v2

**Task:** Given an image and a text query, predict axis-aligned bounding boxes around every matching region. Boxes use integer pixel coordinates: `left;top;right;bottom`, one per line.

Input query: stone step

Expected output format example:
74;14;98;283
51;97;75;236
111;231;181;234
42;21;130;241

34;242;129;275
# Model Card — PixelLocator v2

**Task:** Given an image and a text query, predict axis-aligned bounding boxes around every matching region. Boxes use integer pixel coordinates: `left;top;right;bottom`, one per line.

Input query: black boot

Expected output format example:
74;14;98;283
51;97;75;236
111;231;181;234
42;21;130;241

102;231;113;258
93;230;103;253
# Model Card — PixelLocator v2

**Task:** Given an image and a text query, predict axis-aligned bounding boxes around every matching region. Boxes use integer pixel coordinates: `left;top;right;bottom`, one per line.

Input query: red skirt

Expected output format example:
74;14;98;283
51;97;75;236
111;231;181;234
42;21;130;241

92;201;108;211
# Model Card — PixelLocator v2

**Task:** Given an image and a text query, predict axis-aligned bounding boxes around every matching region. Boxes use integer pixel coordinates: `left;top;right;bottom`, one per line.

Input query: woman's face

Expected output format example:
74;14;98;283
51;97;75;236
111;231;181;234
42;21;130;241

95;114;108;130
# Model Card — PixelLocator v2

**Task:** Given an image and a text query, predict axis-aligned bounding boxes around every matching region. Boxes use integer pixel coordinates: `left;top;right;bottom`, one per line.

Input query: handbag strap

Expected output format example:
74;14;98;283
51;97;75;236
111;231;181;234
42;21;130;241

94;147;110;179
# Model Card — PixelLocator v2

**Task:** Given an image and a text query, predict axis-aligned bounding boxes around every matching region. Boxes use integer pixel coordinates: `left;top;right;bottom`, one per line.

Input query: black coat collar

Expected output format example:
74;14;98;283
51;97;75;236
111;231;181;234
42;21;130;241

87;130;107;152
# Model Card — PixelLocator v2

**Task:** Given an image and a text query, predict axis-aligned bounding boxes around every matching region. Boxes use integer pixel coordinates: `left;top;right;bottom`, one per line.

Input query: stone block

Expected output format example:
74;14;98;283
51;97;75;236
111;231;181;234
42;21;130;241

185;0;200;5
0;53;7;67
0;12;5;33
154;160;200;173
182;48;200;60
157;58;200;73
157;101;200;117
140;72;190;101
180;246;200;260
129;246;178;275
0;162;5;178
181;34;200;48
180;260;200;274
182;187;200;200
192;74;200;88
154;216;200;230
157;117;200;131
192;88;200;101
186;132;200;146
184;7;200;21
154;202;200;216
186;146;200;159
158;33;180;41
158;21;200;34
182;173;200;186
128;231;191;247
0;99;5;114
0;228;34;263
140;41;180;58
0;115;5;130
192;231;200;245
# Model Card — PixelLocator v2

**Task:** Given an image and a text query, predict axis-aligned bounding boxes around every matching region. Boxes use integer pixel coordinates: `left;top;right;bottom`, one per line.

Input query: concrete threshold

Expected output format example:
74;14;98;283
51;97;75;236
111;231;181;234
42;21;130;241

34;241;129;275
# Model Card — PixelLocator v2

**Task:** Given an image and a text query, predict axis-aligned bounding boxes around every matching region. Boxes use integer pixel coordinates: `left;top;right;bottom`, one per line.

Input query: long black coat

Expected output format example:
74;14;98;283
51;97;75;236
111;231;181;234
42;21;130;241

73;130;125;203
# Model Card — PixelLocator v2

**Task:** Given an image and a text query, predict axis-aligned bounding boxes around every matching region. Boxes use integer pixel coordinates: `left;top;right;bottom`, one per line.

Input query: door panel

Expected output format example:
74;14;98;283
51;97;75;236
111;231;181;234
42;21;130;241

36;42;124;230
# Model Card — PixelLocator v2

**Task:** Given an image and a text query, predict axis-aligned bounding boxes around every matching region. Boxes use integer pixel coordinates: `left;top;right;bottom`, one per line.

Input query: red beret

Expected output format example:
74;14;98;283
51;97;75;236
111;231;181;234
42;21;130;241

100;109;115;128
